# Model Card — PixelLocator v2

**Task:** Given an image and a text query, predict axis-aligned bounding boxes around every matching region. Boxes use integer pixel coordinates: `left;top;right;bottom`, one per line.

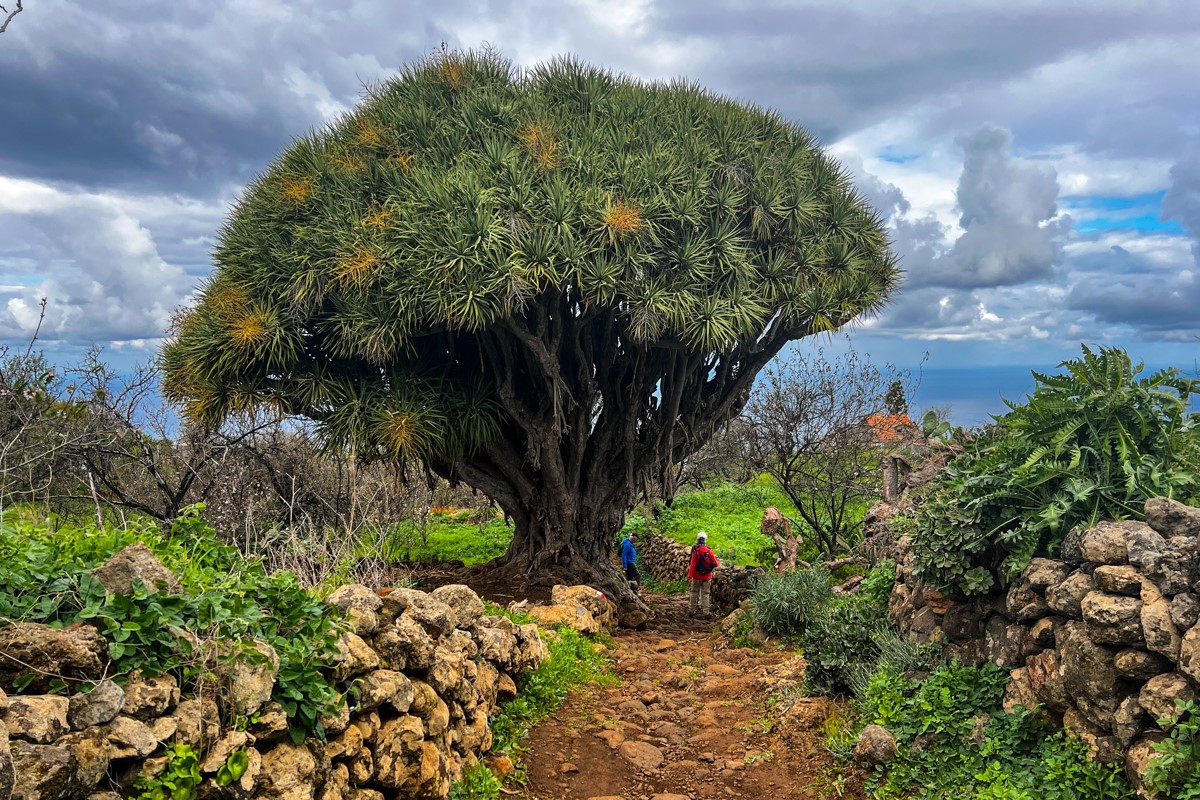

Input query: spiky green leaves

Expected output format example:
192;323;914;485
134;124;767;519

163;49;898;460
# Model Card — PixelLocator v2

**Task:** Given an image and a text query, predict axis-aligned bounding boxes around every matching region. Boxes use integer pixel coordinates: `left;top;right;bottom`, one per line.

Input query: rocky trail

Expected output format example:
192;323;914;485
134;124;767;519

504;592;862;800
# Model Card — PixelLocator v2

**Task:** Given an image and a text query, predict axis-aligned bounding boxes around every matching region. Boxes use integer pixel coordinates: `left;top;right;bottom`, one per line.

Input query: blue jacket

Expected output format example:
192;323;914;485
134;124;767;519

618;537;637;568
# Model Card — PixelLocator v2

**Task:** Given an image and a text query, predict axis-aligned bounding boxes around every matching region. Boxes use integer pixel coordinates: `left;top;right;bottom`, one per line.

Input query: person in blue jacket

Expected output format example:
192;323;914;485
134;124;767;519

618;531;641;591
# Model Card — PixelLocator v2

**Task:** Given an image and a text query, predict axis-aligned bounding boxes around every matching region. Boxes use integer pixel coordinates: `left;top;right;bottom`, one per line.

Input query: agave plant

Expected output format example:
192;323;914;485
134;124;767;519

162;50;899;607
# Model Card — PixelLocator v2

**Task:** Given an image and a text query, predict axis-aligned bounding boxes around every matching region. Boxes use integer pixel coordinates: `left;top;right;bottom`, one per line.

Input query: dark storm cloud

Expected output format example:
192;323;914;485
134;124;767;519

1066;246;1200;340
907;127;1068;289
1163;141;1200;263
647;1;1198;146
5;0;1195;194
1;0;1198;354
0;0;456;193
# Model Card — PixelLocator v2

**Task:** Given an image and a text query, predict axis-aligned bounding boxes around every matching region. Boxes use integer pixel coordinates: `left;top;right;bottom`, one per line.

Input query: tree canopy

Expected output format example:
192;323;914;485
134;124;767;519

162;50;899;609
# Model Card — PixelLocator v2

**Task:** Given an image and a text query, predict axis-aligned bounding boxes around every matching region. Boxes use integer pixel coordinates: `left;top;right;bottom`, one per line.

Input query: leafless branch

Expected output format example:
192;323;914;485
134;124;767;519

0;1;24;35
23;297;45;358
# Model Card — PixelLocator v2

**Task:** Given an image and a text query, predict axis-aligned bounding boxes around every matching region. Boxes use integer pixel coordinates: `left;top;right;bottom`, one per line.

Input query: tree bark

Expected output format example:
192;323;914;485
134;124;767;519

424;289;827;625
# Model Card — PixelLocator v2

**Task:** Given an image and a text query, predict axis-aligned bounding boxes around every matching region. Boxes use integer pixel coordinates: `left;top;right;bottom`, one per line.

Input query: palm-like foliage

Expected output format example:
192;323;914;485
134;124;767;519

162;50;898;588
913;346;1200;595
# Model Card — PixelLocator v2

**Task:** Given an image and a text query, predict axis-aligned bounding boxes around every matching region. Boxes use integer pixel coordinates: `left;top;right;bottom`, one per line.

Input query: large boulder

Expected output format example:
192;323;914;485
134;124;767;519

4;696;69;744
0;623;107;693
91;543;181;595
1046;571;1094;620
67;680;125;730
1138;673;1195;726
10;741;79;800
218;640;279;718
1144;497;1200;539
1080;591;1143;646
327;585;383;635
430;585;485;629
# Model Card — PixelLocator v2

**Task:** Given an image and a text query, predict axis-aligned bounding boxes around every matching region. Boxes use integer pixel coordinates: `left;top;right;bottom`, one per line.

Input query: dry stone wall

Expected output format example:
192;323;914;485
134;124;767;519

0;582;545;800
638;533;765;609
883;497;1200;793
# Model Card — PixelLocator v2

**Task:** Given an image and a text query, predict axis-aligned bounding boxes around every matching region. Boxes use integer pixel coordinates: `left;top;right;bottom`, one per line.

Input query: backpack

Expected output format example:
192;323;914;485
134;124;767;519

693;547;716;576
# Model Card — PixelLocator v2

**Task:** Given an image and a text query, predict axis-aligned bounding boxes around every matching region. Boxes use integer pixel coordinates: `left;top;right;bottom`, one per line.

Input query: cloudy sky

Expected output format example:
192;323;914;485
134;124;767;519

2;0;1199;418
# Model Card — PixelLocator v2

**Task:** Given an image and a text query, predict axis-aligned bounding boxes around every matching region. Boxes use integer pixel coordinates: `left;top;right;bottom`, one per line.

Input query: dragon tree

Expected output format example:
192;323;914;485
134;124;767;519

162;50;900;621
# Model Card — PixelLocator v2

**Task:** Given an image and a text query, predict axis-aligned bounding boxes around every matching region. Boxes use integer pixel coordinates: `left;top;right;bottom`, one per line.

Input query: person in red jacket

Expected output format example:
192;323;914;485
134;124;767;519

687;531;719;618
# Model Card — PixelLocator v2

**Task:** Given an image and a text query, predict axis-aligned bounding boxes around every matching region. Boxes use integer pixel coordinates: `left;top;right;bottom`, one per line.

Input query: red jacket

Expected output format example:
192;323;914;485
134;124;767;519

687;545;719;581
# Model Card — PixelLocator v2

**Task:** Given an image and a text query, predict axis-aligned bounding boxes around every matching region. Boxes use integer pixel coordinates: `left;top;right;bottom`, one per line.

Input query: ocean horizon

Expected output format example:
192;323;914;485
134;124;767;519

911;362;1200;428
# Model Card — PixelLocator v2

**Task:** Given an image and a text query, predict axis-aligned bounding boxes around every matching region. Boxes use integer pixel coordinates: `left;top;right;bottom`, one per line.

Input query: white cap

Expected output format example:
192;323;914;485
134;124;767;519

696;531;707;542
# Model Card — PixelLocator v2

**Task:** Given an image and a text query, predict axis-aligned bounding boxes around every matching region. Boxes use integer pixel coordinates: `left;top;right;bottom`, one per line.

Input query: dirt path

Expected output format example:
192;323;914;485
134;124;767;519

510;592;863;800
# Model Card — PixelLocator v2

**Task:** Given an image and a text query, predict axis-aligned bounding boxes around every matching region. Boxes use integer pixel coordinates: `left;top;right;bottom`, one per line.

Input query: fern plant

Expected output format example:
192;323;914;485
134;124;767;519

913;345;1200;595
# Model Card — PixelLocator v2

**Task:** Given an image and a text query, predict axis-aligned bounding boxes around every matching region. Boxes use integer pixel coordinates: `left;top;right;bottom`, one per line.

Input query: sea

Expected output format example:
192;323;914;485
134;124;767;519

911;364;1200;428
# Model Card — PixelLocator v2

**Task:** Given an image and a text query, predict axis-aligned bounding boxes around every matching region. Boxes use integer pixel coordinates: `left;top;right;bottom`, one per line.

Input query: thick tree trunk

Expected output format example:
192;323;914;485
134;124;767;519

433;291;815;626
462;475;650;626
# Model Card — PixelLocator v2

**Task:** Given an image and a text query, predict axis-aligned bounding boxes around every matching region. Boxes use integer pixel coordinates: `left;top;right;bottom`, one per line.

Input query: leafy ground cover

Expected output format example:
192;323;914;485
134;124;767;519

0;505;345;741
622;478;842;568
366;508;514;565
841;661;1135;799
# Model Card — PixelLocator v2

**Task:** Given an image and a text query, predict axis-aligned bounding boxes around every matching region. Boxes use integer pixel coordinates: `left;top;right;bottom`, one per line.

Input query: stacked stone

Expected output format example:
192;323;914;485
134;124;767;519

885;497;1200;796
1;582;544;800
636;533;765;609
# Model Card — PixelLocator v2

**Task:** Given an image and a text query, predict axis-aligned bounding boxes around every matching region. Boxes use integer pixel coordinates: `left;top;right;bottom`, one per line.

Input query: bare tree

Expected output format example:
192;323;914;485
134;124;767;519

0;2;23;34
744;346;916;556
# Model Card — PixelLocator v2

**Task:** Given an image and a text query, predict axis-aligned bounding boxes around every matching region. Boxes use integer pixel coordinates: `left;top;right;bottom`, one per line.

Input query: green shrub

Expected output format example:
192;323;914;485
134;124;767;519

134;743;201;800
0;507;344;741
750;566;833;637
855;662;1134;800
800;602;881;695
449;763;502;800
913;346;1200;595
1145;700;1200;800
